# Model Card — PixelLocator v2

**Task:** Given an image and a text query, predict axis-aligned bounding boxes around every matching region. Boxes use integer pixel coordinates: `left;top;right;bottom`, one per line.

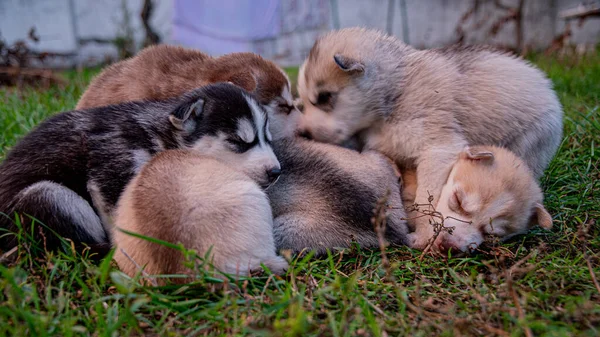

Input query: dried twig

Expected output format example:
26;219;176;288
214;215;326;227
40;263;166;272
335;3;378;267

579;220;600;294
0;246;17;264
505;251;535;337
120;247;158;287
372;189;392;275
398;193;468;260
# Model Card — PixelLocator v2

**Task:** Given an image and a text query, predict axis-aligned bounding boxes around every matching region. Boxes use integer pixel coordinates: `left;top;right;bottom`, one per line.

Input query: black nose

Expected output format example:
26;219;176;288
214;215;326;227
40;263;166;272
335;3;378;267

298;130;312;140
267;168;281;183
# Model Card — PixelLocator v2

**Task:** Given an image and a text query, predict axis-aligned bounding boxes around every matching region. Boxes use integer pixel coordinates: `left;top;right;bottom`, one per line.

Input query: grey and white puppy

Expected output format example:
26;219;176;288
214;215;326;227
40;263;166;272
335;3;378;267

297;27;563;249
0;83;280;252
268;138;408;255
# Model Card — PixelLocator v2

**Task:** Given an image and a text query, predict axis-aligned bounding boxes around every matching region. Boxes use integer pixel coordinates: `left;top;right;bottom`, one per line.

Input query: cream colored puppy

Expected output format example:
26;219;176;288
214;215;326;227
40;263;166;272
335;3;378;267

297;28;562;248
112;150;288;284
403;146;552;253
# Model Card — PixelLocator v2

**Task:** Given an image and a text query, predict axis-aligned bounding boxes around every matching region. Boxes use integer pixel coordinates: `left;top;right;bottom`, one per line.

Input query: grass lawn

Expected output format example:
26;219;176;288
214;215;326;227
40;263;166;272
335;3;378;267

0;51;599;336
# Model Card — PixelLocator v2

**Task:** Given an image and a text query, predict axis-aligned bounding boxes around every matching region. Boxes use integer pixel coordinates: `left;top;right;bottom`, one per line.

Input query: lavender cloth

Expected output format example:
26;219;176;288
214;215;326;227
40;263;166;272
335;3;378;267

172;0;281;55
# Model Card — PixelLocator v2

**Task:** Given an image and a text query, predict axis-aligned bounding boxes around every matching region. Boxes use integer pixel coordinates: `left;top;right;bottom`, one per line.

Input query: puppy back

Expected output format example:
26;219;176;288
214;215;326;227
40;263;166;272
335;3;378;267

77;45;289;109
112;150;277;282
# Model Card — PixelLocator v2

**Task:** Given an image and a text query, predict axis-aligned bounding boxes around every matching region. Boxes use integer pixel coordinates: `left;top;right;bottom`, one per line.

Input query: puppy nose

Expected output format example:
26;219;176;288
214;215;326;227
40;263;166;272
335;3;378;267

267;168;281;183
298;130;312;140
437;240;460;255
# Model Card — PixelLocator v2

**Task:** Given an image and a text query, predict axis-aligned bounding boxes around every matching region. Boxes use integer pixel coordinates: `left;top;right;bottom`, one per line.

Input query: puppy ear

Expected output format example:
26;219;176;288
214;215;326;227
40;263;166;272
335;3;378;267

333;54;365;73
532;202;552;229
460;146;494;163
227;72;257;92
170;98;204;131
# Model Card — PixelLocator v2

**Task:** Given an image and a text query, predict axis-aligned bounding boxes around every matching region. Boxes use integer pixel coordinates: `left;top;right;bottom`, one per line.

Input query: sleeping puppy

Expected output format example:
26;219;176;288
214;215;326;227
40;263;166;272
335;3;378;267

269;138;408;255
0;83;279;254
402;146;552;254
113;150;288;284
78;45;410;256
77;44;301;140
296;27;562;249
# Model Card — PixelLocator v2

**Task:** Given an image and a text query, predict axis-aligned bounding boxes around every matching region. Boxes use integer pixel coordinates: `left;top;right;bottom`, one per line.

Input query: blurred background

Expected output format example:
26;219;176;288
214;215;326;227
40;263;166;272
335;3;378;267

0;0;599;85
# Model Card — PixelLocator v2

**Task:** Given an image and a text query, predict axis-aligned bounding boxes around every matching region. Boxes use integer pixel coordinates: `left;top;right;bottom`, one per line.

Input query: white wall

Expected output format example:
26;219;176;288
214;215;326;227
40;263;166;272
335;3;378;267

0;0;597;67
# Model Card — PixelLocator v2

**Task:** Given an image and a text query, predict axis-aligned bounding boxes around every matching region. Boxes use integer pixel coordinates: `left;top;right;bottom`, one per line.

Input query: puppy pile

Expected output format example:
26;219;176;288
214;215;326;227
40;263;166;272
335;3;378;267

0;28;562;282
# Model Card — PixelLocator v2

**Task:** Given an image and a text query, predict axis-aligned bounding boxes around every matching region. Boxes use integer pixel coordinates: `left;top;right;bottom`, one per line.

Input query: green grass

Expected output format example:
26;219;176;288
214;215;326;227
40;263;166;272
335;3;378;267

0;52;599;336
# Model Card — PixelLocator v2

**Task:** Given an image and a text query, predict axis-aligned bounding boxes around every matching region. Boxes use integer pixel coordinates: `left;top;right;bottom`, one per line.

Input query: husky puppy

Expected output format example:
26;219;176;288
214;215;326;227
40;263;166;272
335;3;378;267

77;44;301;141
268;138;408;254
402;146;552;254
0;83;280;252
76;46;409;255
113;150;288;284
297;27;563;249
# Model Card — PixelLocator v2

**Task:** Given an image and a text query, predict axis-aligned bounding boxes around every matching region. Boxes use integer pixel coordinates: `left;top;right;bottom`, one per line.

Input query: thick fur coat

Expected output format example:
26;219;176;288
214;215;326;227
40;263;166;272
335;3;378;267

297;27;563;248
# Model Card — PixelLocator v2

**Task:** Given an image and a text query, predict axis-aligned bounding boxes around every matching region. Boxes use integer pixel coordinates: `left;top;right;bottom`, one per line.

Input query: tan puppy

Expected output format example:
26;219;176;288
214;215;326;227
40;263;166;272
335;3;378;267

297;27;562;249
403;146;552;253
112;150;288;284
77;44;301;140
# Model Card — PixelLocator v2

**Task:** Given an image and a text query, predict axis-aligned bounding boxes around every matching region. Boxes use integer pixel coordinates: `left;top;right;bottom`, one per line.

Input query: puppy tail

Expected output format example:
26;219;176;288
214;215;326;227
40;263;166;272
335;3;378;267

1;180;108;257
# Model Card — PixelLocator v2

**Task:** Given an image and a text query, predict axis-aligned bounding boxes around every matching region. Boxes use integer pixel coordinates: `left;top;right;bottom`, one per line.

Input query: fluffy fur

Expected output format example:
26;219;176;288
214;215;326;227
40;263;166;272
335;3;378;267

76;45;409;255
402;146;552;253
268;138;408;254
77;44;301;141
297;27;563;249
0;83;279;252
113;150;288;284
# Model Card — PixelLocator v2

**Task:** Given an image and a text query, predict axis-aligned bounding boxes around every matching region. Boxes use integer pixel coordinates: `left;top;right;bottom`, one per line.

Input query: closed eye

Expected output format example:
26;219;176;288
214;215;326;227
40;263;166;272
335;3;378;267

227;137;256;153
278;104;293;114
450;191;471;217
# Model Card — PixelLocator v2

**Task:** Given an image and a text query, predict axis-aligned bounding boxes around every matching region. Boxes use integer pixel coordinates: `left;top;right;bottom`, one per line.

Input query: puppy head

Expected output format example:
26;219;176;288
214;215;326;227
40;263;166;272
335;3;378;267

297;28;395;144
211;53;301;140
433;146;552;254
170;83;281;188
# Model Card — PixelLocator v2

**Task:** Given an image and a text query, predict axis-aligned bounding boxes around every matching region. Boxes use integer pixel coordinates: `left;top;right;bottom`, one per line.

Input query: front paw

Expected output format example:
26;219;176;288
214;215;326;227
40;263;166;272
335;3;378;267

407;233;430;250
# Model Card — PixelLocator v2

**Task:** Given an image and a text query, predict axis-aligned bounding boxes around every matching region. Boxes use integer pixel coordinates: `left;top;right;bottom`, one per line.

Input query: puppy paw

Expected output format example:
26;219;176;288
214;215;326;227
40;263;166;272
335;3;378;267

262;256;289;275
407;233;431;250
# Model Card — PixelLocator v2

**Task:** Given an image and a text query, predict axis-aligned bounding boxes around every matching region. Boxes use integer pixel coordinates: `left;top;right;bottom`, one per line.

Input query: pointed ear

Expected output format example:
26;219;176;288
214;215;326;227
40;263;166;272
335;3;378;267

532;202;552;229
460;146;495;163
333;54;365;73
227;72;257;92
169;98;204;131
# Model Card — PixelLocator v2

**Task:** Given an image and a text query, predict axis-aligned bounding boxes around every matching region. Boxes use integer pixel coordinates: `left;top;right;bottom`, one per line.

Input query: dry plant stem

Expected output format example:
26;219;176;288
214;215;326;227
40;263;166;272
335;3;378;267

0;246;17;263
260;274;274;299
480;324;510;337
506;251;535;337
120;247;158;287
363;296;389;318
586;257;600;294
372;189;391;276
580;220;600;294
413;198;451;260
394;198;470;259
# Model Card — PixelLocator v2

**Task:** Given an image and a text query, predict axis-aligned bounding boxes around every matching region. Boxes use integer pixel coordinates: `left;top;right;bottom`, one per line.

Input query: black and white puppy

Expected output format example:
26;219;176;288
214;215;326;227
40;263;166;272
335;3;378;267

0;83;279;252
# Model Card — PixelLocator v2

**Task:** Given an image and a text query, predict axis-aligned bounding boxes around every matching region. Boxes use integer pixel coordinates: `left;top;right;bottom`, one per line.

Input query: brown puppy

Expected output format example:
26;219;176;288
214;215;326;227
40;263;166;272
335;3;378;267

77;44;300;140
